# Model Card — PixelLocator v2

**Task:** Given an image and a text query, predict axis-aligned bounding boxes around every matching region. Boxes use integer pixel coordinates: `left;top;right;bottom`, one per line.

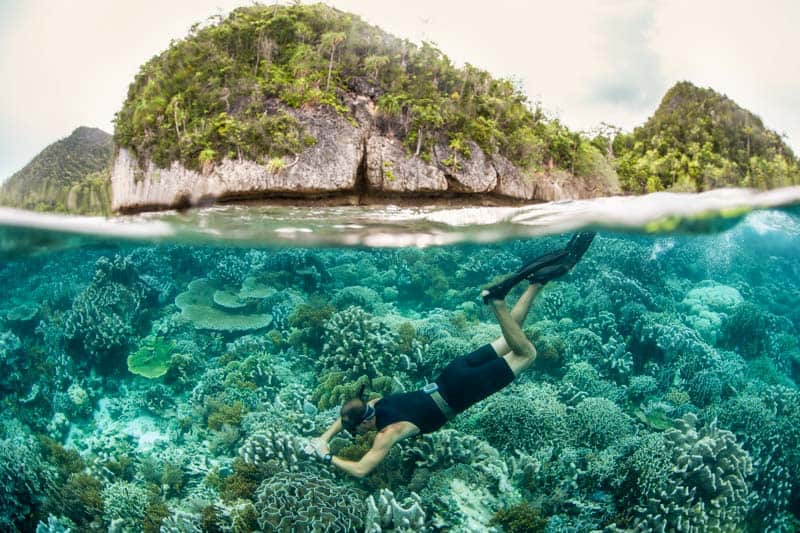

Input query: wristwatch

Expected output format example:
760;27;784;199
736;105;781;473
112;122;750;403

323;453;333;464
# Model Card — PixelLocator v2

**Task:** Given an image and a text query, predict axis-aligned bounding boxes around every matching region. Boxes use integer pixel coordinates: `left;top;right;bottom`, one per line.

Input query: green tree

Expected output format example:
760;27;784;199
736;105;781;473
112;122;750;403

320;31;347;93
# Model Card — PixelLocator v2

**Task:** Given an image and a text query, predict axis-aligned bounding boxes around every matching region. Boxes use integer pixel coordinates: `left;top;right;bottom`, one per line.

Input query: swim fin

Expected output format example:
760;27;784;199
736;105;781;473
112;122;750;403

481;248;570;303
528;231;596;285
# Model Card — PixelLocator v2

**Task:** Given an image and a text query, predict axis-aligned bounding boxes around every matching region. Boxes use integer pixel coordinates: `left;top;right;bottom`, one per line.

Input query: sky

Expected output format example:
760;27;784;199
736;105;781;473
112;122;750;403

1;0;799;182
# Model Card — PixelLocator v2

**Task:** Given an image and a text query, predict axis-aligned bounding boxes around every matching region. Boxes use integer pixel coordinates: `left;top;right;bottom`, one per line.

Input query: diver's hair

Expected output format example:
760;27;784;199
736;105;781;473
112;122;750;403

341;398;366;431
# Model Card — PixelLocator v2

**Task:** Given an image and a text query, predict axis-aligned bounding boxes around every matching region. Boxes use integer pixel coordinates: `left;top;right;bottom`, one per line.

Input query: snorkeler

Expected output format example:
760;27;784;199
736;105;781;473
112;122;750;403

305;232;596;478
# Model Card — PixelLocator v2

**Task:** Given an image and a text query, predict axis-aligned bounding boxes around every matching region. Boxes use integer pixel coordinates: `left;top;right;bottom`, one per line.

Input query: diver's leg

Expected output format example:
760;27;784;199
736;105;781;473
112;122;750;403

486;296;537;376
489;283;541;357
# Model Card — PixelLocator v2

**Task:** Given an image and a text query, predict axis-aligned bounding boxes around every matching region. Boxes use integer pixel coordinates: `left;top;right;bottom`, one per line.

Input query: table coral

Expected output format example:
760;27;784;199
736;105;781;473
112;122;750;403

175;278;273;331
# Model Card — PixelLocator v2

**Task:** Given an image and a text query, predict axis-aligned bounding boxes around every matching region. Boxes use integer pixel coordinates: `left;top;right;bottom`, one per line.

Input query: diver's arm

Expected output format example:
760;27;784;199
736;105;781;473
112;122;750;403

320;418;343;443
330;434;393;478
308;418;342;455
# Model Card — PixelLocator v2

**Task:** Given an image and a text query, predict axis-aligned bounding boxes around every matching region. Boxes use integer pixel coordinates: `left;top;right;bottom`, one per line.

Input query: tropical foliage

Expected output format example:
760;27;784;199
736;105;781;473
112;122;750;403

113;2;606;177
612;81;800;193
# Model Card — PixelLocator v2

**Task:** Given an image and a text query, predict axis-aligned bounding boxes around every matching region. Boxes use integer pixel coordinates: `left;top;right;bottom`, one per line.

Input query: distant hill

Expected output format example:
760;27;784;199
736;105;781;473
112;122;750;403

613;81;800;193
0;127;113;214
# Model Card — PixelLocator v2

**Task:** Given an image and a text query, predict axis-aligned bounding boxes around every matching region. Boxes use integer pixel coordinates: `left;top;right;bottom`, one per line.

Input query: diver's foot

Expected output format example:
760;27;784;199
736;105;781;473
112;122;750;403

482;248;570;304
481;280;515;304
526;231;596;284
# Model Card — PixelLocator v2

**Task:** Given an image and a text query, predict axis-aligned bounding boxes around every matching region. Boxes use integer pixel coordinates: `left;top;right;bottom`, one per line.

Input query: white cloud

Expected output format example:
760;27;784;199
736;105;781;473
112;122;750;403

1;0;798;181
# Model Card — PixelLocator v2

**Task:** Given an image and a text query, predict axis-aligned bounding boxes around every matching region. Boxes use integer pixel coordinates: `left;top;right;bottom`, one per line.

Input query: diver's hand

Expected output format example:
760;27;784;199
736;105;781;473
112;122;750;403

304;438;329;458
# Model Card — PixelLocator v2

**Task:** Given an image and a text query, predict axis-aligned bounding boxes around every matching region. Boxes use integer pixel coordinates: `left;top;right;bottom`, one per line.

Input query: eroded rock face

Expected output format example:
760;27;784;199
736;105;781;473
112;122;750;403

434;141;497;193
111;101;618;212
365;136;447;193
112;105;364;212
492;154;536;200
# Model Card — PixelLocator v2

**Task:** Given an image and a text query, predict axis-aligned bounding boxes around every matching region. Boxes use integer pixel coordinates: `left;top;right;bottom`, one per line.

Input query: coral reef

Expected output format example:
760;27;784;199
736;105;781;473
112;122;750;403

466;383;569;453
1;218;799;531
0;436;55;531
402;429;512;493
567;397;635;449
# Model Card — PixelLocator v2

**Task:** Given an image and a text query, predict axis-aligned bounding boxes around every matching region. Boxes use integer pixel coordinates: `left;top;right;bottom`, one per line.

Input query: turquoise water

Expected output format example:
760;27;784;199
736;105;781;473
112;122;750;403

1;190;799;532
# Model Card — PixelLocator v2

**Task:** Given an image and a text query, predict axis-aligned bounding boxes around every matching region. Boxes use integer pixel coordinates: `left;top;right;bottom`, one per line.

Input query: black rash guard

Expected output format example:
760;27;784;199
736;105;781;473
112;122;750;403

374;390;446;434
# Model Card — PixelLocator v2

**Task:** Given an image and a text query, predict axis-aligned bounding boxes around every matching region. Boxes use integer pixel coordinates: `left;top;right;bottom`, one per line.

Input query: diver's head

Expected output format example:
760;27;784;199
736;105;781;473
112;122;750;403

340;386;376;434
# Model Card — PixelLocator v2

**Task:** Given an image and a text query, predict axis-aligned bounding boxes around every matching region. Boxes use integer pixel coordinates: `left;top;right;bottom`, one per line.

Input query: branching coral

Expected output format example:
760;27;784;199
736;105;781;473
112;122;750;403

320;306;414;381
64;255;156;369
0;436;55;531
0;330;27;392
101;480;151;527
567;397;635;449
312;372;396;410
632;413;753;532
467;383;569;453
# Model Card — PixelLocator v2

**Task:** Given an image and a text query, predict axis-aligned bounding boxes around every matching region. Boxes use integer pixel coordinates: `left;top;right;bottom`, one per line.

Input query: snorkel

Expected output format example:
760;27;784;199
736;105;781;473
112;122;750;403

341;384;374;434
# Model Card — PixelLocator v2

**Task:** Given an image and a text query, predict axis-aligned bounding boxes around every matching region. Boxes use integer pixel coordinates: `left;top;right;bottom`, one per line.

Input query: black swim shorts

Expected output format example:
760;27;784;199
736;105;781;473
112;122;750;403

435;344;515;413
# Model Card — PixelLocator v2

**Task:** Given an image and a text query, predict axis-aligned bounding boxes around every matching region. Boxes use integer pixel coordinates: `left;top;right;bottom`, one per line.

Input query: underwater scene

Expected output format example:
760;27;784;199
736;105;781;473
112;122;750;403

1;197;800;532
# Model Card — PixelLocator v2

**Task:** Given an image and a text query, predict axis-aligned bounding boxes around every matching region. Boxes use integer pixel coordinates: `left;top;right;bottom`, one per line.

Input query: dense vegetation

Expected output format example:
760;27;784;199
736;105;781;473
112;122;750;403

612;82;800;193
113;2;607;177
0;127;113;214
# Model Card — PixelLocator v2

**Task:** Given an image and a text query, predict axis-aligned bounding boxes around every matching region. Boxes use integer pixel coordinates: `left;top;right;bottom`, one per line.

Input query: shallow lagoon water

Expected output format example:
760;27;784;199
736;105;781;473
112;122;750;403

1;189;799;531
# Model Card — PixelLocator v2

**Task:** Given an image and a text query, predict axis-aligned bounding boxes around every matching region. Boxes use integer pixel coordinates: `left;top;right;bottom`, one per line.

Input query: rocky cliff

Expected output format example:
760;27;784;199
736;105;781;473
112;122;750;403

111;96;614;212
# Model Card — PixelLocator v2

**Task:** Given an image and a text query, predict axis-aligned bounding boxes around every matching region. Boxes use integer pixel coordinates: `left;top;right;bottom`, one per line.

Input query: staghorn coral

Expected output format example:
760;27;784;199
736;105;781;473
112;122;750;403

254;470;365;532
632;413;753;532
364;488;427;533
